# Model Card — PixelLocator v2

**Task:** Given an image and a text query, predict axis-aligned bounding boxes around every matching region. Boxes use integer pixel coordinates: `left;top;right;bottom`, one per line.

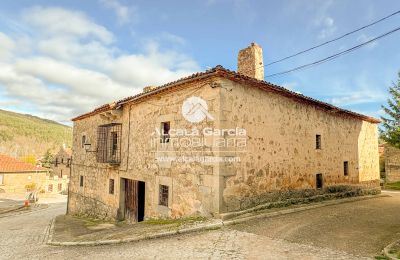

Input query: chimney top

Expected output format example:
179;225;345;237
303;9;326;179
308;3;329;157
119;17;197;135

143;86;157;93
237;43;264;80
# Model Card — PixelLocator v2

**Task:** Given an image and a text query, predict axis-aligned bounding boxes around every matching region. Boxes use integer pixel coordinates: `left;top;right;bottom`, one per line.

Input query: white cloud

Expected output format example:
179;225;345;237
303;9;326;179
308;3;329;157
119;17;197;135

317;16;336;39
23;6;114;44
0;6;199;123
100;0;135;25
0;32;15;60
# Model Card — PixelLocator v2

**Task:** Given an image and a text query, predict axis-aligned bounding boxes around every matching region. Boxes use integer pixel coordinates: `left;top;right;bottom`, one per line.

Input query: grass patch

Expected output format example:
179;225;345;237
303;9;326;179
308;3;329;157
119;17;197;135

384;181;400;190
74;215;114;227
143;216;207;226
374;255;390;260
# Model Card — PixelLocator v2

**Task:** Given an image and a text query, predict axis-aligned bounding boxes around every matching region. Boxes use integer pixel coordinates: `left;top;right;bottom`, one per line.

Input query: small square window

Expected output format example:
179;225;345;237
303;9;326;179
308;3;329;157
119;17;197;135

159;185;169;206
316;135;321;149
160;122;170;143
344;161;349;176
80;176;84;187
109;179;115;194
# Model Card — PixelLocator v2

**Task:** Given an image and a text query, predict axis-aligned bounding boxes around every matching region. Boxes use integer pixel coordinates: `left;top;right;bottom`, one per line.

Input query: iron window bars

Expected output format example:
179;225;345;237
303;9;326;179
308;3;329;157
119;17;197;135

96;123;122;165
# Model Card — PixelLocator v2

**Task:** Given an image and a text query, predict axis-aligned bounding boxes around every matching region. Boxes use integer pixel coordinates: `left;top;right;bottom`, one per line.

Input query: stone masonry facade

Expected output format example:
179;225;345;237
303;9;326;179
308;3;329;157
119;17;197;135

384;144;400;182
68;43;380;221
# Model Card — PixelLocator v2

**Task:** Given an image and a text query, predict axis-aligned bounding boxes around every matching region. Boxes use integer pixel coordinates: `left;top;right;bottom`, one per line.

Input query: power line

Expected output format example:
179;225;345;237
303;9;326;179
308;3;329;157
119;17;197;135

265;26;400;78
265;10;400;67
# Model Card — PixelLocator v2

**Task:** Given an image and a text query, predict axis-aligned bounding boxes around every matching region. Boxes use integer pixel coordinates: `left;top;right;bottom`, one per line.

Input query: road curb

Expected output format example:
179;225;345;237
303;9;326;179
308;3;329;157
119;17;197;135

0;205;25;217
46;194;387;246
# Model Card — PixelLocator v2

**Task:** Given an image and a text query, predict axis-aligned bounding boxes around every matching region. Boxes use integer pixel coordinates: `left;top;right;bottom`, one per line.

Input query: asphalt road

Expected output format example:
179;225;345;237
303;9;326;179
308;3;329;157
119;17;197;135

2;193;398;259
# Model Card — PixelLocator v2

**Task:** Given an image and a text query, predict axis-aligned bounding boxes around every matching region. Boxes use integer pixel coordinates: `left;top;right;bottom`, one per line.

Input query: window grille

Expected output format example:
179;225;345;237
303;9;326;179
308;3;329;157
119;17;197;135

96;123;122;165
159;185;169;206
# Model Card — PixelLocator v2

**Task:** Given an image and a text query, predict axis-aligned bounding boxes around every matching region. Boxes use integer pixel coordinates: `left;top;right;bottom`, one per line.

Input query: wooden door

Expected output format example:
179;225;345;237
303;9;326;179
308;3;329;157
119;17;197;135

125;179;138;222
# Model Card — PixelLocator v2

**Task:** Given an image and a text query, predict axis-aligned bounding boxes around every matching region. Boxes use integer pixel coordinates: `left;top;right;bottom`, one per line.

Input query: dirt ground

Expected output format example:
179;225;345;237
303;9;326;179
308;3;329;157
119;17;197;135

230;190;400;257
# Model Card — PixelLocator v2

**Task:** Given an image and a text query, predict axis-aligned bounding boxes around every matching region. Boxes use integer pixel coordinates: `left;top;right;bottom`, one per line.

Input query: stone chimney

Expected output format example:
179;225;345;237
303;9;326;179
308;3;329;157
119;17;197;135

237;42;264;80
143;86;157;93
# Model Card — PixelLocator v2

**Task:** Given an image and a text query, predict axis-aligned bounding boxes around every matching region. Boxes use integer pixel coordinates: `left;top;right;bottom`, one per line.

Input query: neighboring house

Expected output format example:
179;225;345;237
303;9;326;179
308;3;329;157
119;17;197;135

68;43;380;222
48;146;71;194
0;154;48;193
51;146;72;179
384;144;400;182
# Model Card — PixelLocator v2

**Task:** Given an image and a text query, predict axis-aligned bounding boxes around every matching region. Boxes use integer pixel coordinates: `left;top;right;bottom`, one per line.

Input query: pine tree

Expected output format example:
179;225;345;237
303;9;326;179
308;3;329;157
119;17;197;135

381;72;400;148
41;149;54;168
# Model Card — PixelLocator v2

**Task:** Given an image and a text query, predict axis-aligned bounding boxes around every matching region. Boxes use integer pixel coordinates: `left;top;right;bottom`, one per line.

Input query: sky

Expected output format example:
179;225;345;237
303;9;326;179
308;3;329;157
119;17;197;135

0;0;399;125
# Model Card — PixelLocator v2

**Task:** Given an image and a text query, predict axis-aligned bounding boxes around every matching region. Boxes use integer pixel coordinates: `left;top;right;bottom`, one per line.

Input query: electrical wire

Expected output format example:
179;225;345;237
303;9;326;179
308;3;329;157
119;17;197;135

265;10;400;66
265;26;400;78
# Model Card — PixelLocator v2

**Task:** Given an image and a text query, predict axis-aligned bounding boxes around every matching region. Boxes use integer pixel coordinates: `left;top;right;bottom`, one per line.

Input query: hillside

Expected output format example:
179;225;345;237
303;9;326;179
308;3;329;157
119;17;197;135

0;109;72;159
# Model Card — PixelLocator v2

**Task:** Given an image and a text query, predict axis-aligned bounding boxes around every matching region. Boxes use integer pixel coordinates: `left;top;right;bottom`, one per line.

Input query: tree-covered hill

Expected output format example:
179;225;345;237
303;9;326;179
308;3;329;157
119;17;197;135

0;109;72;159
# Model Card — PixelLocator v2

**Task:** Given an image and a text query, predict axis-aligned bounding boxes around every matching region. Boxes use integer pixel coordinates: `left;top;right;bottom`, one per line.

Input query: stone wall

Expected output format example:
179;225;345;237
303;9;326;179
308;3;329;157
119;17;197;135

0;171;48;193
385;144;400;182
68;79;223;220
237;43;264;80
219;78;380;212
68;74;380;219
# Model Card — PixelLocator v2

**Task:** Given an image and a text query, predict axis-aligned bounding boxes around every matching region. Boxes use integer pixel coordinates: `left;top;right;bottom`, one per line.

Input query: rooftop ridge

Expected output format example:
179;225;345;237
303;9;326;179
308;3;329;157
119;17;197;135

72;65;380;124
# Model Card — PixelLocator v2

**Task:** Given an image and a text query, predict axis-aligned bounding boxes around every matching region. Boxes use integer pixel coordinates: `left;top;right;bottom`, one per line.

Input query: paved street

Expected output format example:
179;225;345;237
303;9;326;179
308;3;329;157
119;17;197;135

1;193;399;259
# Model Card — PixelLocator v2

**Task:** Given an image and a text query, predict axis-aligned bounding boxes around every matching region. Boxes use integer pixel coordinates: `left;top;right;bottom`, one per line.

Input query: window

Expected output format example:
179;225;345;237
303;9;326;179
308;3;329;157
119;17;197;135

109;179;115;194
80;176;84;187
48;184;53;192
316;134;321;149
0;174;3;185
58;183;62;192
67;159;71;168
160;122;170;143
344;161;349;176
159;185;169;206
111;132;118;156
96;123;122;164
82;135;86;148
316;173;323;189
60;169;63;178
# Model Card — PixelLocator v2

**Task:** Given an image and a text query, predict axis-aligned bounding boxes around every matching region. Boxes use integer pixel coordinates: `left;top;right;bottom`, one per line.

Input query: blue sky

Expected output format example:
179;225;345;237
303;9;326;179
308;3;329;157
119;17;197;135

0;0;399;124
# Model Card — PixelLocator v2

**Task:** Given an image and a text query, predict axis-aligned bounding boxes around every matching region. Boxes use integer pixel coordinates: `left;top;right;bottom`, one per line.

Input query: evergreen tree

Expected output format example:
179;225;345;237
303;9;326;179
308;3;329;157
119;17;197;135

381;72;400;148
41;149;54;168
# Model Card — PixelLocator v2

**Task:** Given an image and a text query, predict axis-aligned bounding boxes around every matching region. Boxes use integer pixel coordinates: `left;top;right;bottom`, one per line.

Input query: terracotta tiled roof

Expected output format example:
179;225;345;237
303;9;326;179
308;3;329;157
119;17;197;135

72;65;380;124
0;154;48;173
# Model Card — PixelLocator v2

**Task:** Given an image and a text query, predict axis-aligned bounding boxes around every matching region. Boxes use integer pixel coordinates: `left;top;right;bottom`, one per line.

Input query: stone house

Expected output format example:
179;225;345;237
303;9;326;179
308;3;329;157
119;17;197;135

68;43;380;221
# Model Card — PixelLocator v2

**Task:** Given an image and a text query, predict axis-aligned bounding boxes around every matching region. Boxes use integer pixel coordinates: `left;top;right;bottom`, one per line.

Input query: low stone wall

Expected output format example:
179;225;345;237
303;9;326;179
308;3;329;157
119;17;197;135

223;184;381;212
68;191;118;221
